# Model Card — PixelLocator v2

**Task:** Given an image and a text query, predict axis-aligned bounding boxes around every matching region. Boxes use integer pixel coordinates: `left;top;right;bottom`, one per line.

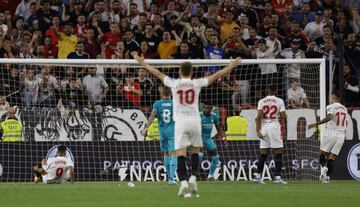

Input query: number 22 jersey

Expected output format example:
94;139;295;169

257;95;286;124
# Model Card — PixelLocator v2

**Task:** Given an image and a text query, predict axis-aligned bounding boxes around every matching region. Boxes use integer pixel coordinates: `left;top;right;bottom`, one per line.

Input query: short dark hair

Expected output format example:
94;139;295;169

268;85;277;94
162;86;171;97
180;62;192;77
57;145;67;153
331;91;341;100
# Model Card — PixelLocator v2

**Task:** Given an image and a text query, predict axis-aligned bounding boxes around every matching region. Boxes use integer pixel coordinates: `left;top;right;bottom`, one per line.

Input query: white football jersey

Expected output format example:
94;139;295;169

287;86;307;105
326;103;348;131
44;156;74;183
164;76;208;121
257;95;286;124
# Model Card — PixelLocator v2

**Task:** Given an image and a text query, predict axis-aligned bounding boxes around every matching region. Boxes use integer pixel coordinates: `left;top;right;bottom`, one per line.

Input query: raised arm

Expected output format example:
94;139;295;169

207;58;241;85
131;52;166;82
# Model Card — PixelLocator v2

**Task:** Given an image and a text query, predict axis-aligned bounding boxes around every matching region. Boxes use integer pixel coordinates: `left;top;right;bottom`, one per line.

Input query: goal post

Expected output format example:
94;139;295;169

0;58;326;182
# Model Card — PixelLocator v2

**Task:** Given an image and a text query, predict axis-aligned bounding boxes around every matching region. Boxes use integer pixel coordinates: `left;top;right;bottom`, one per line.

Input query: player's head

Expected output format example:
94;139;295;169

161;85;171;99
330;91;341;104
179;61;193;78
57;145;67;156
203;102;213;116
267;85;277;95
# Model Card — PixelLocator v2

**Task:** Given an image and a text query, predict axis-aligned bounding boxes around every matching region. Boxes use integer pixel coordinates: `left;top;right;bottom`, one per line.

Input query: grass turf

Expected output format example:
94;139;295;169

0;181;358;207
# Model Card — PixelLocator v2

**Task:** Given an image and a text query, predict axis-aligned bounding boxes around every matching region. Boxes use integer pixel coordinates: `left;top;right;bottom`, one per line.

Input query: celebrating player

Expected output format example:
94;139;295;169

308;91;348;183
254;85;287;184
142;86;177;185
33;145;74;184
199;103;226;180
132;51;241;197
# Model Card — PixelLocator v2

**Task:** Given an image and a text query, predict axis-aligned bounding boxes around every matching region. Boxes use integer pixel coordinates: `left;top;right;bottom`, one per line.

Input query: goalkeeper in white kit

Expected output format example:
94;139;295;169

33;145;75;184
308;91;348;183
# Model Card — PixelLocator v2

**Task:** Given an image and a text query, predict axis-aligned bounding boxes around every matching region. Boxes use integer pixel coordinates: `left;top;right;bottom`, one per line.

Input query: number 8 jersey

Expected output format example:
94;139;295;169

164;76;208;122
326;103;348;131
257;95;286;124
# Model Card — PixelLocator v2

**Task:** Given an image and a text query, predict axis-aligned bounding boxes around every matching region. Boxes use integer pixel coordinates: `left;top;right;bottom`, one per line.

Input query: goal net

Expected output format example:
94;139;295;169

0;58;326;182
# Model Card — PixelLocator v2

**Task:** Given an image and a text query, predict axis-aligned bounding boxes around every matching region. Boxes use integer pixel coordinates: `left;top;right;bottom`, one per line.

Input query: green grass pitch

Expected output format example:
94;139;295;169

0;181;358;207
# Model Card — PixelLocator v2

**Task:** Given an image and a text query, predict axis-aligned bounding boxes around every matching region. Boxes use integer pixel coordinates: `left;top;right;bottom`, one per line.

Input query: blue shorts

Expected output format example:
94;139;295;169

202;135;217;152
160;128;175;152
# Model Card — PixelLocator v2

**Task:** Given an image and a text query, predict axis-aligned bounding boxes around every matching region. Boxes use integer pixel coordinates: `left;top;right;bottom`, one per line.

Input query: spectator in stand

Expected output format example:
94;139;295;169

22;68;40;107
67;42;90;59
0;95;10;111
134;12;148;35
73;13;88;41
204;34;225;60
124;29;140;54
36;0;57;33
139;40;157;59
109;0;123;23
45;15;61;47
15;0;35;23
18;42;34;58
280;38;306;93
84;28;101;59
125;0;149;16
314;25;334;48
60;67;81;90
285;20;311;50
36;65;60;107
287;79;310;108
157;30;181;59
222;27;251;58
245;28;261;51
129;3;140;29
292;3;315;27
89;0;110;30
271;0;292;17
105;67;123;107
240;0;260;28
43;35;58;58
333;63;360;107
265;27;282;57
204;1;219;30
188;31;204;59
58;23;79;59
63;77;85;110
108;41;127;59
254;38;279;100
82;67;109;110
176;5;205;38
123;74;143;108
104;22;122;51
258;15;273;37
152;13;165;36
161;0;179;22
173;41;198;59
218;0;237;18
344;32;360;73
134;68;154;107
137;23;159;54
219;9;239;44
164;14;183;36
304;11;326;41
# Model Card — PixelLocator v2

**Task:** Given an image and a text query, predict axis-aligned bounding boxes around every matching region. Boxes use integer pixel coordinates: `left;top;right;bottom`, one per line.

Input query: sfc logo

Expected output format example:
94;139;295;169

347;143;360;180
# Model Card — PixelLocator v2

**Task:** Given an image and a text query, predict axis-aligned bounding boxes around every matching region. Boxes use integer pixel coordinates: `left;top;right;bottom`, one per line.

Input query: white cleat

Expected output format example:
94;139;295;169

178;180;189;197
322;176;330;184
319;166;328;181
207;175;215;181
253;173;265;184
168;180;177;185
273;176;287;184
188;175;198;195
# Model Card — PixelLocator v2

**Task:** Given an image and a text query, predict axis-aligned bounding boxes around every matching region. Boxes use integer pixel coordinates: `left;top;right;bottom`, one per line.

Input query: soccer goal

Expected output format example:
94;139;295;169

0;58;326;182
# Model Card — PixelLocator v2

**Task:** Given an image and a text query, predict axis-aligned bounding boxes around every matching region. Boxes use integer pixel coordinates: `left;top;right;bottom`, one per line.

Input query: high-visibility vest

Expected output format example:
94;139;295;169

1;118;23;142
146;118;160;141
225;116;247;140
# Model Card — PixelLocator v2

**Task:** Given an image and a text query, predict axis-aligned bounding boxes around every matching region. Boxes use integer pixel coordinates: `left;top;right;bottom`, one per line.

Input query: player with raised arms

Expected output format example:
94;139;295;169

132;51;241;197
142;86;177;184
308;91;348;183
254;85;287;184
33;145;75;184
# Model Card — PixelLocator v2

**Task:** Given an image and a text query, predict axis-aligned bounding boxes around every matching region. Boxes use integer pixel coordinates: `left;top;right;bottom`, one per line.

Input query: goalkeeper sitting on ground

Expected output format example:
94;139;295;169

33;145;75;184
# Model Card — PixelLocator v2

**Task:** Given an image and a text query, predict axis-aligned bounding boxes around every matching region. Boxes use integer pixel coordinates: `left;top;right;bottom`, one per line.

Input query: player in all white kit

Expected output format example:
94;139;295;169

33;145;74;184
132;51;241;197
254;85;287;184
308;91;347;183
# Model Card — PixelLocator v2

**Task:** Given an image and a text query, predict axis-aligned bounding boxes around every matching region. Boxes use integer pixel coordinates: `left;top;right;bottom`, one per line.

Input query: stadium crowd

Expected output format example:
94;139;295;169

0;0;359;114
